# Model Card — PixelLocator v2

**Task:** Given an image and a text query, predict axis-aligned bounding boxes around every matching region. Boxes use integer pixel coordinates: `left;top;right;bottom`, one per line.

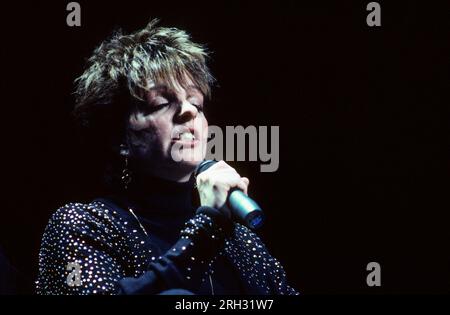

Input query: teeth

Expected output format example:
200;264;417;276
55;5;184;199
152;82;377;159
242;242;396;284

179;132;195;140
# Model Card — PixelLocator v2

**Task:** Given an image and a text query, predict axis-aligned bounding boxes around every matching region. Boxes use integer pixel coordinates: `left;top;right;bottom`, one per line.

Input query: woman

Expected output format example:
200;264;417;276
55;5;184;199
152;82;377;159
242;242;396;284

36;19;298;295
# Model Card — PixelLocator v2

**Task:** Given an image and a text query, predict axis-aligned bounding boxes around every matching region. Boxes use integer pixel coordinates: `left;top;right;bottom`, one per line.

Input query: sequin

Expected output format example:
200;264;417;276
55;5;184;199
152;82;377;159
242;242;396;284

36;201;298;295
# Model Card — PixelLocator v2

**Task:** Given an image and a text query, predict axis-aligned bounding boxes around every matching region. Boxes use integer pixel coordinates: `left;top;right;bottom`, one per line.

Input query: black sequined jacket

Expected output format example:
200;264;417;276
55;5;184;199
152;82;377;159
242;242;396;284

36;175;299;295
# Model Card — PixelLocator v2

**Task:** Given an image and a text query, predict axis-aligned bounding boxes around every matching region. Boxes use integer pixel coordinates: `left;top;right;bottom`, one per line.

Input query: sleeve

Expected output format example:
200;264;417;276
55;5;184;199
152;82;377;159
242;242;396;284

117;206;233;294
36;204;232;295
226;225;300;295
36;203;127;295
262;247;299;295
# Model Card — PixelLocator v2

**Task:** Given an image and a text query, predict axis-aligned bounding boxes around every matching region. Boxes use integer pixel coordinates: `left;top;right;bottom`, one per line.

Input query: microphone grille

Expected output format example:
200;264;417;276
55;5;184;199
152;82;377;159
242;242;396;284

194;160;217;176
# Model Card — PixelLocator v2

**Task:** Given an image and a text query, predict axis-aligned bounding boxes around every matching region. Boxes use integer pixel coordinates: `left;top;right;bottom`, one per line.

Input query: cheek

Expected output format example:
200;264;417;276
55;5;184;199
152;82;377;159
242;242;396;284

129;113;151;131
128;114;168;150
153;117;174;145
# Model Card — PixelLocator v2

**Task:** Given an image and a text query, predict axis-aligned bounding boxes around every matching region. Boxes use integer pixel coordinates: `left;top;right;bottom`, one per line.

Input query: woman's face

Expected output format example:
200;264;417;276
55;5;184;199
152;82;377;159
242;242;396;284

126;76;208;181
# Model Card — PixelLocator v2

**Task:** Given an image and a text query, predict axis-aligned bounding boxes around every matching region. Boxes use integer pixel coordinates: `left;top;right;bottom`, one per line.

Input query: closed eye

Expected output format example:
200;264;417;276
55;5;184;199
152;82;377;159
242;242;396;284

142;102;171;115
192;104;203;112
154;102;171;110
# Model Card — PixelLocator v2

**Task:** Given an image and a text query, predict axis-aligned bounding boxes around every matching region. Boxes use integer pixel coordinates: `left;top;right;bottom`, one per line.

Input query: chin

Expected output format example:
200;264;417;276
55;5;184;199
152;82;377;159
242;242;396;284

167;160;197;180
170;145;205;167
176;155;203;168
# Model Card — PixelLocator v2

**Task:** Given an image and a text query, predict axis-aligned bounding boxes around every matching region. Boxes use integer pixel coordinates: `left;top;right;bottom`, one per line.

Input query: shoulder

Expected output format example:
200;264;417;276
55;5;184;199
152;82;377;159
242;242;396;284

45;200;129;237
39;200;135;264
50;200;123;222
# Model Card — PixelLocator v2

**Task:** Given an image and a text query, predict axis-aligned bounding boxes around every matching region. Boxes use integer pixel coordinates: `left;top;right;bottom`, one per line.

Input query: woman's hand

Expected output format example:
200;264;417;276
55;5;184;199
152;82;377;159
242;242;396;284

195;161;249;218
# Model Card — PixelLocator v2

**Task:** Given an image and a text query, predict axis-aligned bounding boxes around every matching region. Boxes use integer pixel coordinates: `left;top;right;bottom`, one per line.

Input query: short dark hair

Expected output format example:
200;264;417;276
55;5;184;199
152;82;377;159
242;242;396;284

72;19;215;190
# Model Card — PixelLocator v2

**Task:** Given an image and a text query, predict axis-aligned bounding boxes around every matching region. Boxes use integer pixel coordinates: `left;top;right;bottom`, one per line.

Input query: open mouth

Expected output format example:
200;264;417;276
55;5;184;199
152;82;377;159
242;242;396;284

172;126;198;142
173;131;196;141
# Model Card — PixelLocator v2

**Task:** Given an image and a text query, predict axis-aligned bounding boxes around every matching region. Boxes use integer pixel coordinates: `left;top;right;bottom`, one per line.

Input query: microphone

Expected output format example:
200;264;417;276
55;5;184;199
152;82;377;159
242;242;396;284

194;160;264;229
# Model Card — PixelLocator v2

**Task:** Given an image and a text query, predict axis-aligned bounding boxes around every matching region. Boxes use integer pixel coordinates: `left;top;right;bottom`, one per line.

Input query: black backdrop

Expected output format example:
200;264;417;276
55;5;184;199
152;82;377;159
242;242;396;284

0;0;448;294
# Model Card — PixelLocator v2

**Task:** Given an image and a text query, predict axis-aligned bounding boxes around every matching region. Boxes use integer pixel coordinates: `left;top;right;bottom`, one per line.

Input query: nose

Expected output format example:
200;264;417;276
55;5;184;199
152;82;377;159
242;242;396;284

174;100;199;124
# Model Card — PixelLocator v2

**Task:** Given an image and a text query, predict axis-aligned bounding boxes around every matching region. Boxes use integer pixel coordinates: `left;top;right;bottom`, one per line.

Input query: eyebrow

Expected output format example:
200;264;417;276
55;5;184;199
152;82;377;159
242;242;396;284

149;84;203;95
185;84;202;94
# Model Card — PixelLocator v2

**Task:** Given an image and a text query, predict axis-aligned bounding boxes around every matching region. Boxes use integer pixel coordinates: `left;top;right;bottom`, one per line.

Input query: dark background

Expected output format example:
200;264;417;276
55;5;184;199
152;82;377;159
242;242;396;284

0;0;448;294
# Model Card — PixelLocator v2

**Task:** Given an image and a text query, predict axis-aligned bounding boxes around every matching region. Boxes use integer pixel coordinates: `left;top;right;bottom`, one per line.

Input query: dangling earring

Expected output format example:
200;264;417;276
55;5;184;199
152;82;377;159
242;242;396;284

120;144;132;190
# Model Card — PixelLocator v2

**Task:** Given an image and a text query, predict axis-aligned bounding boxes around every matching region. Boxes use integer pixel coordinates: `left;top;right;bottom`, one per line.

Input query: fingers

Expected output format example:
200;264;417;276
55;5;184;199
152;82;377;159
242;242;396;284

217;163;249;194
233;177;247;195
208;160;229;171
196;161;251;210
241;177;249;195
207;166;249;195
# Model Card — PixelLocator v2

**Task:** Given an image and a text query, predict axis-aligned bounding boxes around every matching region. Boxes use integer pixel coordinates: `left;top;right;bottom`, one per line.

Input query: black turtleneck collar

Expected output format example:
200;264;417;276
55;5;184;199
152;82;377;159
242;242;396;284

119;172;198;220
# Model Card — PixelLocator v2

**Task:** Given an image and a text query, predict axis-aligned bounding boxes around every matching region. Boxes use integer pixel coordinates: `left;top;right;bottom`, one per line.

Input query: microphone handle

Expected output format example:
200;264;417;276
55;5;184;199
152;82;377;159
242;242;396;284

195;160;264;229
